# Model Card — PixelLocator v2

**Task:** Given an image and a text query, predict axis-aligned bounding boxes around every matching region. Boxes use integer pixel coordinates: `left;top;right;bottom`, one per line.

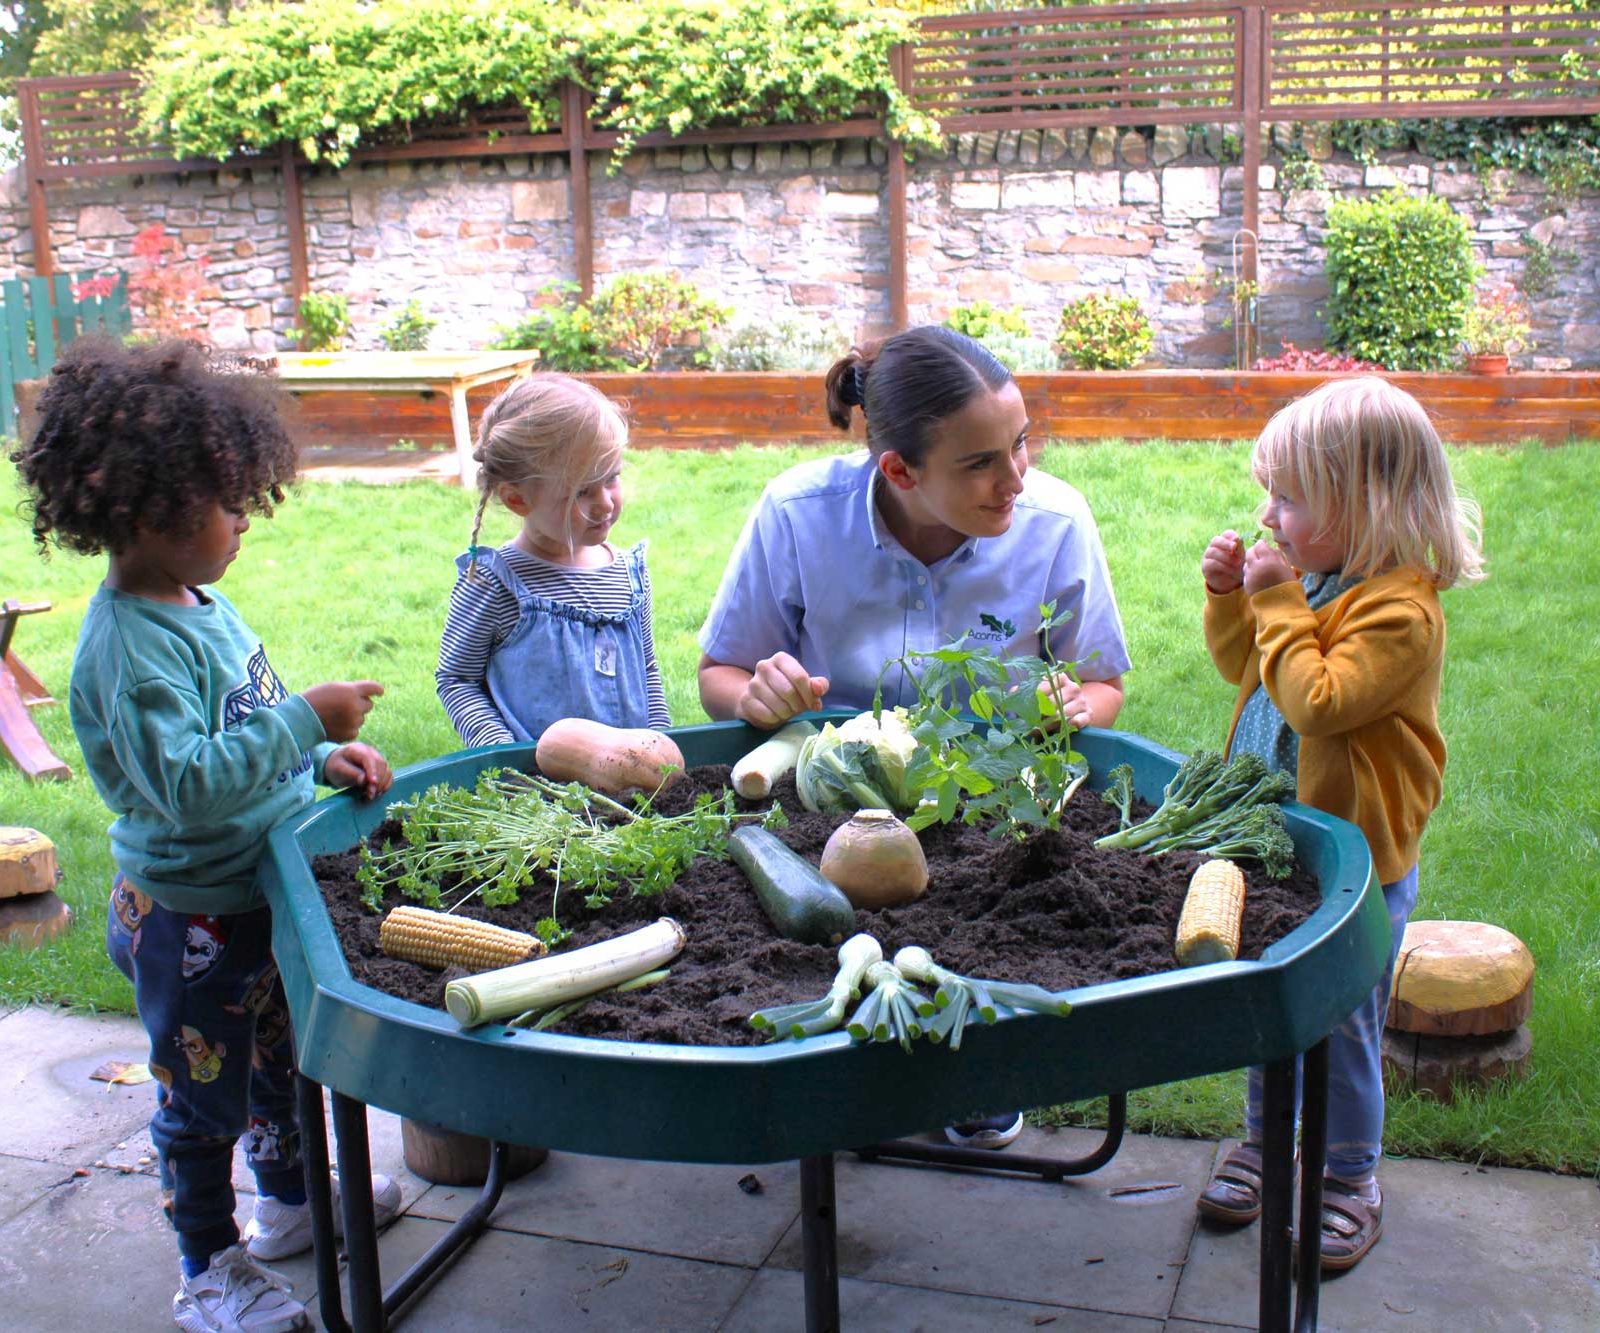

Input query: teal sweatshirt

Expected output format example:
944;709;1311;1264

69;584;337;914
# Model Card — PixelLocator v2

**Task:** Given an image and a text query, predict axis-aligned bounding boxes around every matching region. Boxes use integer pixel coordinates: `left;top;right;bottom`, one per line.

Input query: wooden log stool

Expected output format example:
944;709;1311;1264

400;1118;548;1187
0;827;72;949
1382;919;1534;1102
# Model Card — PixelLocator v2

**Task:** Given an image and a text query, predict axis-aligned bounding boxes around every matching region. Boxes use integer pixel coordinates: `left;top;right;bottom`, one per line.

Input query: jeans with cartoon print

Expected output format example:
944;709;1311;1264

1243;865;1420;1181
107;874;302;1269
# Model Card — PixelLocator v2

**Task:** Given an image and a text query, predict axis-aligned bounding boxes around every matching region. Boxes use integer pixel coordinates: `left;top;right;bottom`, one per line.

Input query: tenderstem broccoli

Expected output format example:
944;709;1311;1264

1093;750;1299;877
1100;763;1136;830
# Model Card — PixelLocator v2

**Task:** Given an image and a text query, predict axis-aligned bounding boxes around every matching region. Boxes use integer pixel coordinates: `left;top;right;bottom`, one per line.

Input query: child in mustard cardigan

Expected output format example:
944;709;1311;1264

1194;377;1484;1271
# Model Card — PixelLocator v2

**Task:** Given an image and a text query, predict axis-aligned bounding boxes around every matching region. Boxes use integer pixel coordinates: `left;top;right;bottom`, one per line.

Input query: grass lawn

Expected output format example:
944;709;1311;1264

3;439;1596;1175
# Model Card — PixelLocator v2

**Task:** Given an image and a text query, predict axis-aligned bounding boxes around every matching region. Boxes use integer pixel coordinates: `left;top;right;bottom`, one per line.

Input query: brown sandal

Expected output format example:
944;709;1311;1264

1197;1142;1266;1225
1311;1179;1384;1272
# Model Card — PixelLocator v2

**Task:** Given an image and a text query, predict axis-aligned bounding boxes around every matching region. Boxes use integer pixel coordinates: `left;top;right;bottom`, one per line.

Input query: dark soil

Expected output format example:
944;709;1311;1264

313;765;1322;1047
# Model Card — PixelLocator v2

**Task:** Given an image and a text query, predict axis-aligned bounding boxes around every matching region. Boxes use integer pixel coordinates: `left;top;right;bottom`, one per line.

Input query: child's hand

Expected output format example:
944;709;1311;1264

324;742;393;800
1202;530;1247;594
1243;539;1296;594
1038;672;1093;730
737;652;829;729
303;680;385;741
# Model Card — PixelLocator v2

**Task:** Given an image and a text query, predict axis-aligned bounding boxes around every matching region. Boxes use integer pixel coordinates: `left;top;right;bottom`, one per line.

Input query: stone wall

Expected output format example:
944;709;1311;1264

1;124;1594;367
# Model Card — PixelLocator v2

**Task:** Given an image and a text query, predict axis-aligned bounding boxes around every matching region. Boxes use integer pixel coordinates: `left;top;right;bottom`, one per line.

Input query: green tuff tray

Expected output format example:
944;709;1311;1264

259;718;1387;1164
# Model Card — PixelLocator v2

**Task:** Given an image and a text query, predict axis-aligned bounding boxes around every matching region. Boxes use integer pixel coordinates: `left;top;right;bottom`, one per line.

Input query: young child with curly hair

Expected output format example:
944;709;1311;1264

1195;376;1485;1272
10;337;400;1333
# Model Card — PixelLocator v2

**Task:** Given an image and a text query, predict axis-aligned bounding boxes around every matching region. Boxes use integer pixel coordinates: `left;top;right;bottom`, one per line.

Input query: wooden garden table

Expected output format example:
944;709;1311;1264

273;351;540;486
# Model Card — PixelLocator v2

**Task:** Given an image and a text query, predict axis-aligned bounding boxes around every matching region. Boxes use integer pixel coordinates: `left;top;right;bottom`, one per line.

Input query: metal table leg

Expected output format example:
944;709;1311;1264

800;1154;840;1333
855;1092;1127;1181
1258;1056;1297;1333
297;1076;512;1331
1295;1039;1330;1332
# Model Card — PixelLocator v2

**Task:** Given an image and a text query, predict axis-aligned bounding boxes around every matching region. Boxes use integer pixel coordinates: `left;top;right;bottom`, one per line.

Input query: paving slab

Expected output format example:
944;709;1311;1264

411;1151;801;1266
351;1214;758;1331
0;1007;153;1164
0;1161;322;1331
722;1266;1165;1331
766;1125;1213;1321
0;1152;76;1228
1173;1154;1600;1332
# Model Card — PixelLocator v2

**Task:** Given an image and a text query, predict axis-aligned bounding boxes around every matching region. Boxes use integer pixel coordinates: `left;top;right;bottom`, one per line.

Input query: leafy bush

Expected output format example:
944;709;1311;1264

944;301;1029;342
1324;189;1477;371
979;331;1060;373
588;273;730;370
1054;294;1154;370
487;284;628;372
126;223;206;339
290;291;350;352
139;0;937;168
707;317;849;371
378;301;437;352
1461;284;1533;357
1252;343;1385;373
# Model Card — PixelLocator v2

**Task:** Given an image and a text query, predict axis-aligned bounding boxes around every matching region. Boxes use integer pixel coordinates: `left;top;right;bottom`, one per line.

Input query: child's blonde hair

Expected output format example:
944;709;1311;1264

1251;376;1485;588
467;373;628;555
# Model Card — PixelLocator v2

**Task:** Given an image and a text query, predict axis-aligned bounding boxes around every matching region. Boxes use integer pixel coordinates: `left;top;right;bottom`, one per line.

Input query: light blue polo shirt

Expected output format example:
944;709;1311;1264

699;451;1132;710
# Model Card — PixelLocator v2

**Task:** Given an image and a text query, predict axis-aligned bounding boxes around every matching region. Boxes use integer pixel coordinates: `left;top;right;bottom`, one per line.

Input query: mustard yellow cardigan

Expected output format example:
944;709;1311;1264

1203;568;1446;885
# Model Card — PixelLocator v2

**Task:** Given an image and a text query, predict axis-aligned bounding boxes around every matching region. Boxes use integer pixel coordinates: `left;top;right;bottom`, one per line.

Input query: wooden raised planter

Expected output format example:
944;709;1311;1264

285;368;1600;458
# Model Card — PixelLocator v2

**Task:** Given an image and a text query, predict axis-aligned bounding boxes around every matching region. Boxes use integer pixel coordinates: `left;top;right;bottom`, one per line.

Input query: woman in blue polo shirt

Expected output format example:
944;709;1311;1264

697;325;1132;1150
699;323;1131;733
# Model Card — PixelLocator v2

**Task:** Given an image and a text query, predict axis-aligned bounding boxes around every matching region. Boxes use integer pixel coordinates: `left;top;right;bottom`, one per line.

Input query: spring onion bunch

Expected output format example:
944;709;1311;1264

748;933;882;1039
893;946;1072;1049
845;960;934;1052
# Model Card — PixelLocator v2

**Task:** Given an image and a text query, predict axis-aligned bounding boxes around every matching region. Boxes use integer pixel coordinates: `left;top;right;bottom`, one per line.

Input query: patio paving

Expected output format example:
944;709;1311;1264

3;1005;1596;1331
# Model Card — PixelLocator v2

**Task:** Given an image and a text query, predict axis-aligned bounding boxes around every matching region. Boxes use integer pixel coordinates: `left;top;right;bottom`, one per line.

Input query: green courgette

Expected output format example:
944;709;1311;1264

728;826;858;946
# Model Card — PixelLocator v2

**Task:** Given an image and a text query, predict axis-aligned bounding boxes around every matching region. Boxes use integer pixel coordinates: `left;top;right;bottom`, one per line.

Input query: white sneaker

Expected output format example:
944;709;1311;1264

244;1173;403;1262
172;1245;309;1332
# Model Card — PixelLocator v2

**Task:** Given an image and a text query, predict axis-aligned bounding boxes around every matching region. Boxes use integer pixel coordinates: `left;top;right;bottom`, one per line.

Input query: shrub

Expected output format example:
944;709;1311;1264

588;272;730;370
1252;343;1385;373
707;317;849;371
979;331;1060;373
289;291;350;351
378;301;437;352
944;301;1029;342
1054;293;1154;370
126;224;207;339
487;283;628;372
1461;283;1533;358
1324;189;1477;371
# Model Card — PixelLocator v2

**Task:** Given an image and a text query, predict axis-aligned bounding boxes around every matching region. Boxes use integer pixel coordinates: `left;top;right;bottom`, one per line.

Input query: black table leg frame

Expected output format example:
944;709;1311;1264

1258;1039;1331;1333
296;1075;511;1333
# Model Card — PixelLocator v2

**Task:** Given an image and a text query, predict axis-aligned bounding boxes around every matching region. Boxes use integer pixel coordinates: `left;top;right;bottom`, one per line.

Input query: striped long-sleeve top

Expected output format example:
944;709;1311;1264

436;542;671;748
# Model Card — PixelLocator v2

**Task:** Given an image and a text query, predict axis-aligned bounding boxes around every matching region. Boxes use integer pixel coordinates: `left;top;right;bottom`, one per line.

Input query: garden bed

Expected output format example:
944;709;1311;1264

313;762;1321;1048
283;368;1600;456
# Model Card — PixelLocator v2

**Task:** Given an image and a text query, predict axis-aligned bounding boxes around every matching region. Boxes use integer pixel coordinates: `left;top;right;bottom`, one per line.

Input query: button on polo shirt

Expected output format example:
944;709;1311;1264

700;452;1132;711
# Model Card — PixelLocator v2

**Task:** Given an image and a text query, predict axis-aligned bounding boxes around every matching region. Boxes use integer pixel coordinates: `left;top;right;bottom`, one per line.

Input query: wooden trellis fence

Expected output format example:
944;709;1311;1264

14;1;1600;329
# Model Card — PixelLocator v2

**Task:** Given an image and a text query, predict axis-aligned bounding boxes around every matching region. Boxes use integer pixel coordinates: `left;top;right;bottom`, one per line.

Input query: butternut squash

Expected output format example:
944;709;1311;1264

534;718;685;796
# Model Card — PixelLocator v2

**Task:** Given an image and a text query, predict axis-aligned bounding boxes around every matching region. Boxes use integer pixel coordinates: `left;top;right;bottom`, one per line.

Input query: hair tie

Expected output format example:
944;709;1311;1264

849;362;867;409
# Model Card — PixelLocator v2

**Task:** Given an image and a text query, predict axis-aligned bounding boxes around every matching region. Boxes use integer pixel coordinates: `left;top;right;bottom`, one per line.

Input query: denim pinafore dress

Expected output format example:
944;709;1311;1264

466;542;655;744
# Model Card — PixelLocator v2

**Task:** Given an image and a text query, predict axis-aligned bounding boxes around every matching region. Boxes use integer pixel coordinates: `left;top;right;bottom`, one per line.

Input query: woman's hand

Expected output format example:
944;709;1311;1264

736;653;829;729
1202;531;1246;594
324;742;393;800
1243;539;1296;595
1038;673;1094;730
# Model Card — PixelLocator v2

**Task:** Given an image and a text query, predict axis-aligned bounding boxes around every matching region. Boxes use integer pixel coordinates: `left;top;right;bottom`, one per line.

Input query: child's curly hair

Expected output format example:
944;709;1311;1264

8;336;297;557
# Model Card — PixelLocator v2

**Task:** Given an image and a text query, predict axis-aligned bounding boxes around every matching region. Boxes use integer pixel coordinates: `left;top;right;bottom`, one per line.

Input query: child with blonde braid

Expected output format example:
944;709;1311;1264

436;374;670;746
1195;376;1485;1271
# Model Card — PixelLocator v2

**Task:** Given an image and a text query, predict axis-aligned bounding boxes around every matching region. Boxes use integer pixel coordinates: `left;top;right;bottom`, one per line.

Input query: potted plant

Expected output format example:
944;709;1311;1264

1461;284;1533;374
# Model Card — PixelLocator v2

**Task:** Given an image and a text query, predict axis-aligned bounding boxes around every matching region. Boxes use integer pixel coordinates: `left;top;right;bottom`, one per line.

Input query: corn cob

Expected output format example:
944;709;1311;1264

379;905;544;971
1175;858;1246;966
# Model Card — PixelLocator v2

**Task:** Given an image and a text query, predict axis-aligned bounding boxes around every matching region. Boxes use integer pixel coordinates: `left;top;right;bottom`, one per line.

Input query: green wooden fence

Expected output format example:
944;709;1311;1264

1;270;132;436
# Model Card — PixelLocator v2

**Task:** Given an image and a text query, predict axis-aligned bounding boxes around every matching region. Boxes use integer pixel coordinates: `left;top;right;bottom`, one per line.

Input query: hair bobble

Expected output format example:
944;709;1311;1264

847;362;868;409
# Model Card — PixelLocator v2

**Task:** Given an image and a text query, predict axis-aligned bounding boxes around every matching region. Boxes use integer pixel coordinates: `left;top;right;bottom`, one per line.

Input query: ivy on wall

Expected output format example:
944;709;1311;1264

139;0;939;167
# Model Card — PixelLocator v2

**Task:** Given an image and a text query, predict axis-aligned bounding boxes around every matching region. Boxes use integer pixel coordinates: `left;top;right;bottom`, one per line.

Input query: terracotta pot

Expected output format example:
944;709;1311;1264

1466;353;1510;375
